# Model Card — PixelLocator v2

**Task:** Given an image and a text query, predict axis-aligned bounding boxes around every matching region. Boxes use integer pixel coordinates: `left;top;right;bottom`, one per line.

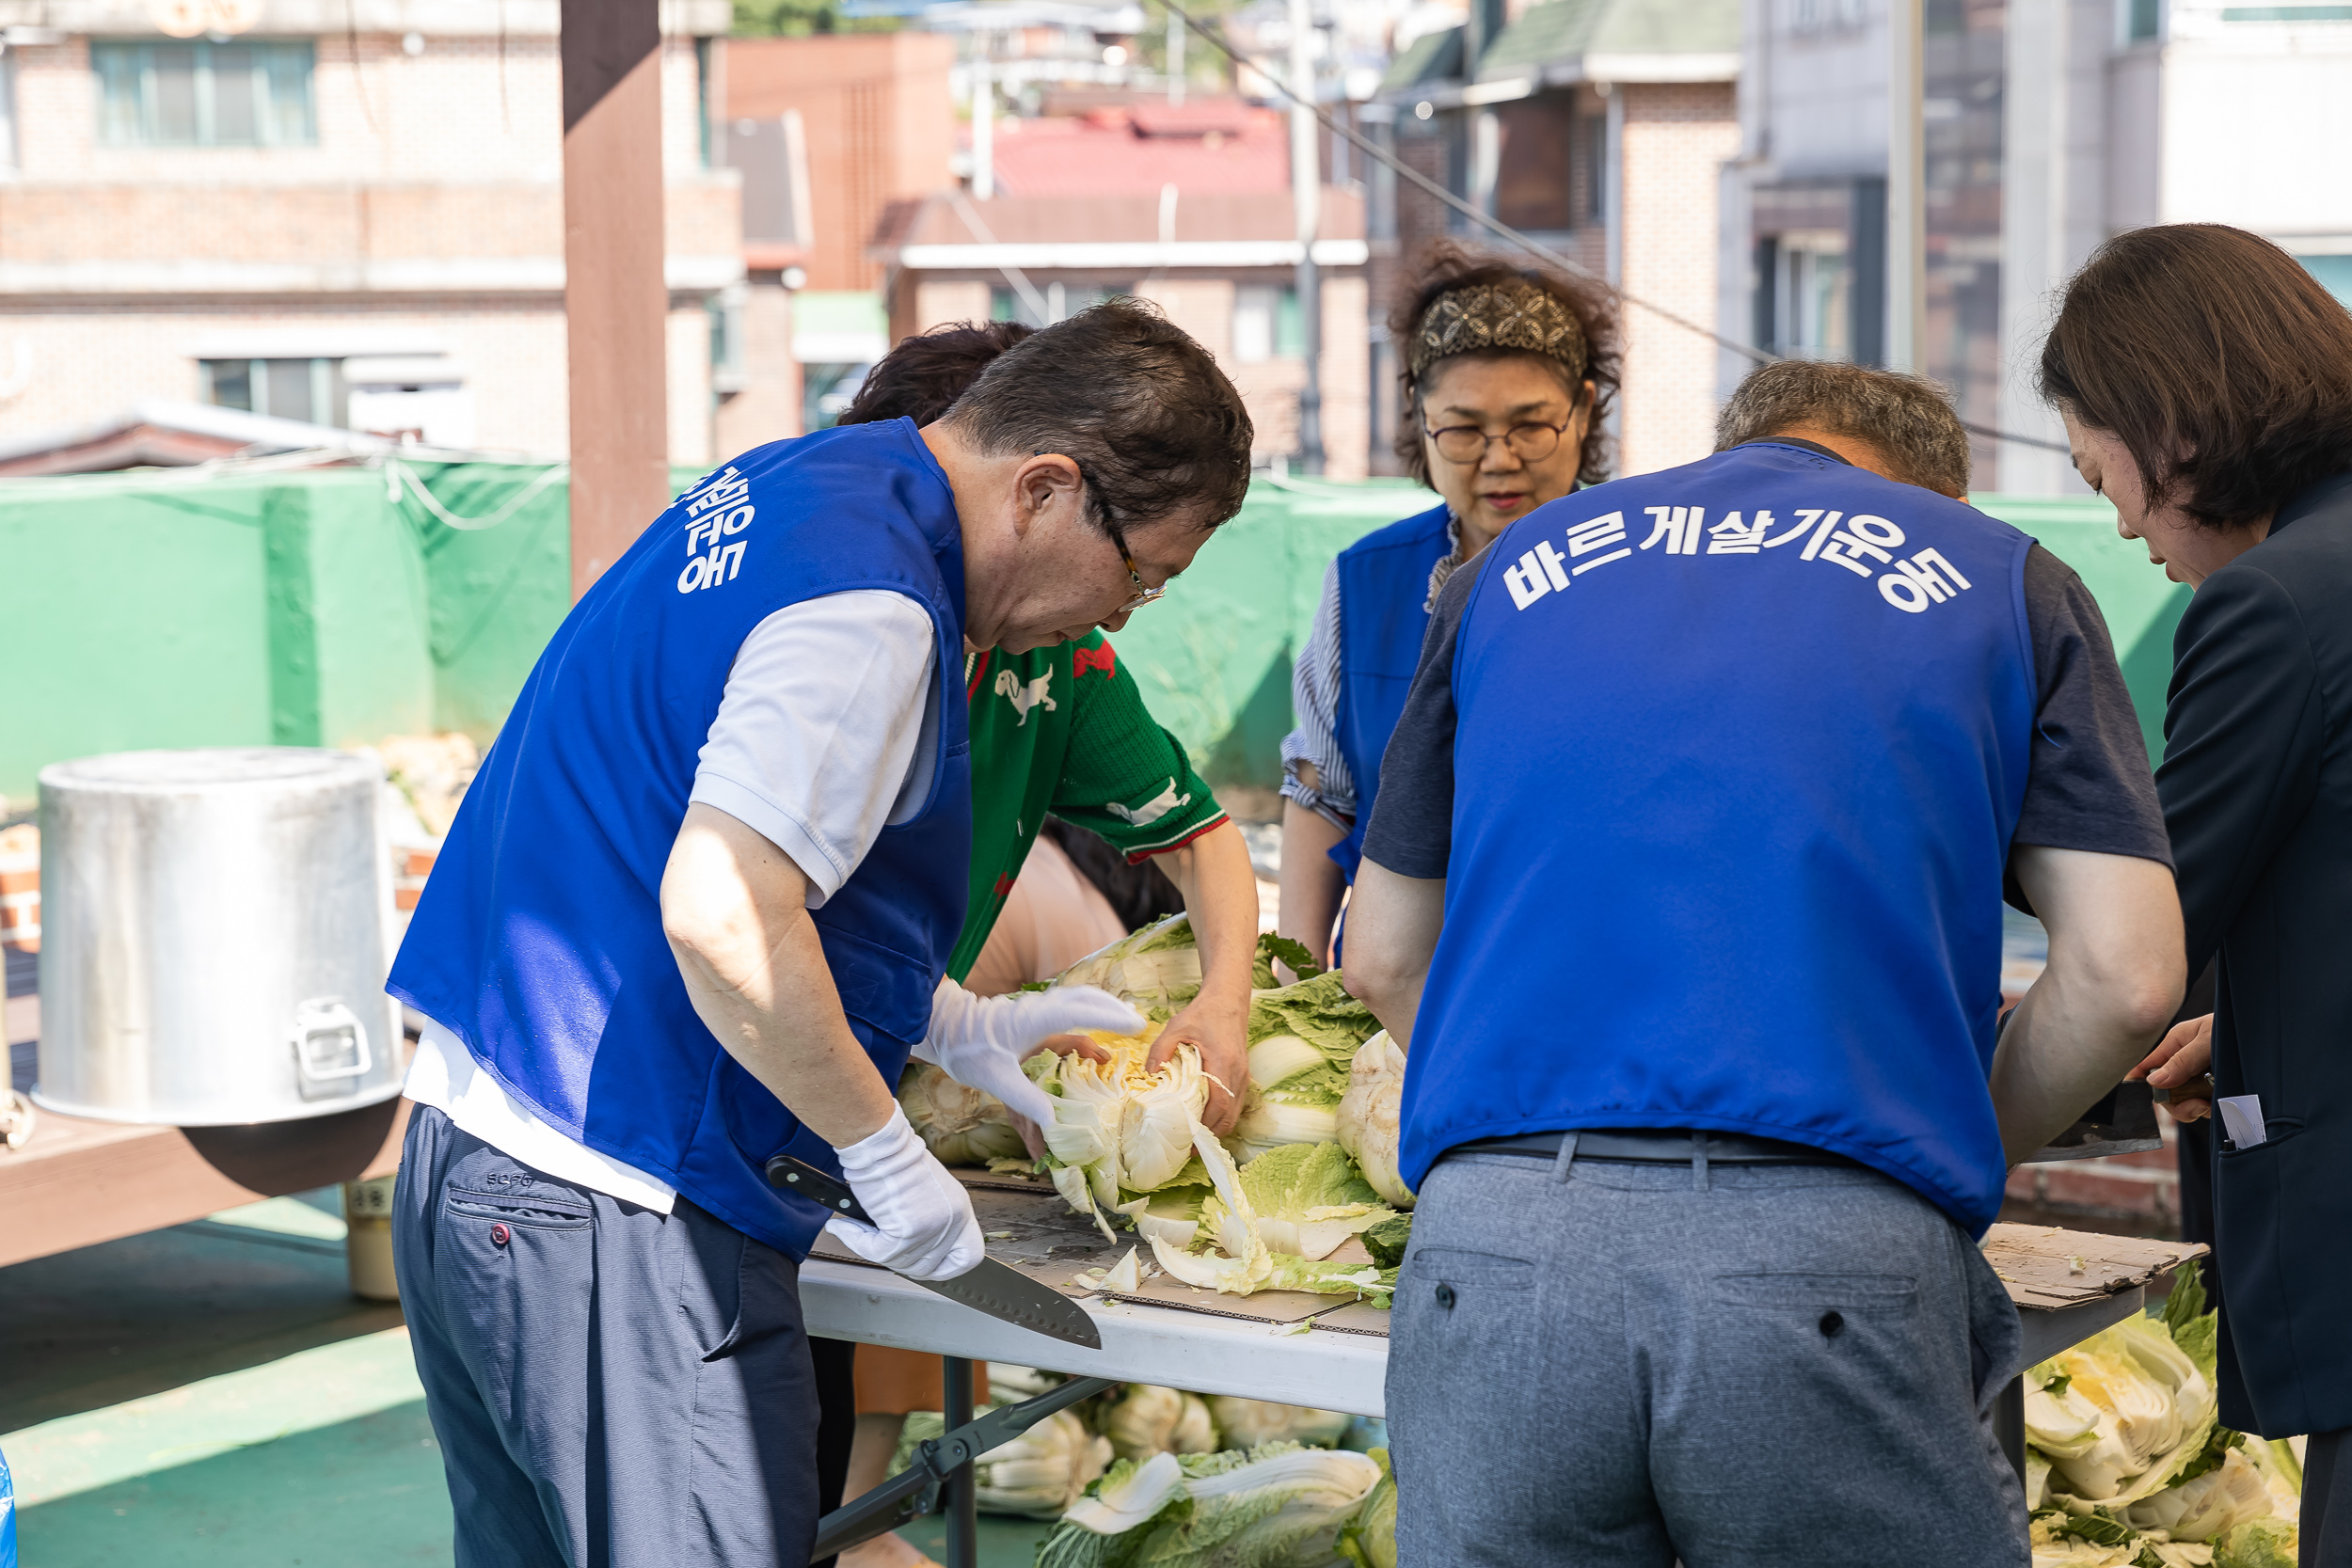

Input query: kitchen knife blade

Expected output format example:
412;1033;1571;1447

767;1154;1103;1350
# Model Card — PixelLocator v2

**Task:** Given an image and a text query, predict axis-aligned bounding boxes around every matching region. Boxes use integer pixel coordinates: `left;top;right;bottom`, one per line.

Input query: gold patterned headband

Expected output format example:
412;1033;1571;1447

1407;279;1588;383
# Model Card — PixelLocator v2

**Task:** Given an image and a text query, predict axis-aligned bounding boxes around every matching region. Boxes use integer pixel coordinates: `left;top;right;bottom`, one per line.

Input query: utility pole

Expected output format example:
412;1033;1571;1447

1167;6;1184;105
972;51;994;201
560;0;670;598
1886;0;1927;372
1287;0;1324;473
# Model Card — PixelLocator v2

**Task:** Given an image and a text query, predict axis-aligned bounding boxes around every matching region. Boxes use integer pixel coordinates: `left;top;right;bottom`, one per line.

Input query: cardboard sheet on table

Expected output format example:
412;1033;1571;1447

1980;1223;2207;1311
811;1181;1391;1329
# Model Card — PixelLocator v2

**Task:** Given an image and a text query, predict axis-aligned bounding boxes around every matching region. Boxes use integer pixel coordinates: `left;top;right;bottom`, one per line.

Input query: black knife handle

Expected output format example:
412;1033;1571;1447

766;1154;874;1227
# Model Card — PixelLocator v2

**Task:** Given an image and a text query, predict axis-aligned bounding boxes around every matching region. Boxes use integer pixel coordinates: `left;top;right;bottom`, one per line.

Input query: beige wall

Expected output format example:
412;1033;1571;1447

0;29;735;458
898;272;1372;479
1614;82;1739;480
714;281;804;464
0;302;573;452
6;32;708;183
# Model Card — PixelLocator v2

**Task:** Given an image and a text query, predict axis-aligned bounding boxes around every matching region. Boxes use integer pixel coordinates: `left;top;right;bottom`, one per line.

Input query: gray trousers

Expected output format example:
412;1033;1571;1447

392;1105;821;1568
1387;1151;2026;1568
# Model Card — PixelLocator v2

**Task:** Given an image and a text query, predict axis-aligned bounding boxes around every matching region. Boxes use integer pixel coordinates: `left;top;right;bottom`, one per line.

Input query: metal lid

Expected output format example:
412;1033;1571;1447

39;747;383;794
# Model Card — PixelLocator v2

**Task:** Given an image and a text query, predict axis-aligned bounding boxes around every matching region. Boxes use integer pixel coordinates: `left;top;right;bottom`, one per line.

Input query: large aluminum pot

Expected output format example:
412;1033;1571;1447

34;748;402;1125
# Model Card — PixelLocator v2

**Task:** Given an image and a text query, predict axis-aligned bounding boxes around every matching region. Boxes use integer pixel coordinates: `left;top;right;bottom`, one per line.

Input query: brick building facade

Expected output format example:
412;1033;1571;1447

0;0;739;465
1376;0;1739;481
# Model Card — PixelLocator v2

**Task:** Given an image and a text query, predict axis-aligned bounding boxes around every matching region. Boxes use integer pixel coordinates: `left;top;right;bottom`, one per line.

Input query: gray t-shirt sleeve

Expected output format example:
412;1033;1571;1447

2011;544;2173;865
1358;541;2170;887
1356;558;1478;879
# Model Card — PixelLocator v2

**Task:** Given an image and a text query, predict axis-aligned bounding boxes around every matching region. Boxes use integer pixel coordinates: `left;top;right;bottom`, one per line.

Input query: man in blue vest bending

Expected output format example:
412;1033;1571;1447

1344;361;2185;1565
385;301;1253;1568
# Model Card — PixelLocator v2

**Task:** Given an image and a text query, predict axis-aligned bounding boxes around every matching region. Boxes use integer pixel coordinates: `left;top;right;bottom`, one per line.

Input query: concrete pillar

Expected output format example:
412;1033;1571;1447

562;0;671;598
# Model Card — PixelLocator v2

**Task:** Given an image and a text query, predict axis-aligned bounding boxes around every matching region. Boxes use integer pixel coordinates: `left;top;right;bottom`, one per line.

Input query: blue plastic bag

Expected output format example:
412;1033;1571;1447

0;1440;18;1568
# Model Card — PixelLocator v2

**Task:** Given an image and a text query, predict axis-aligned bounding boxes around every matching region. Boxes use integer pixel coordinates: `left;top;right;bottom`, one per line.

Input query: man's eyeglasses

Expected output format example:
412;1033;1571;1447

1067;457;1165;613
1423;420;1574;466
1104;514;1167;613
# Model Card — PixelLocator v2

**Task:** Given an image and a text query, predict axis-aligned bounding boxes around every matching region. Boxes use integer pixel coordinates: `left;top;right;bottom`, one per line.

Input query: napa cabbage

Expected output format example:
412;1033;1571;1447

1336;1449;1394;1568
1041;1028;1210;1234
1057;912;1204;1011
1335;1032;1412;1209
1247;971;1381;1067
894;1406;1110;1519
2214;1519;2300;1568
1204;1399;1354;1450
1036;1442;1381;1568
1102;1386;1220;1463
2123;1449;2274;1543
898;1062;1028;1167
1200;1143;1393;1261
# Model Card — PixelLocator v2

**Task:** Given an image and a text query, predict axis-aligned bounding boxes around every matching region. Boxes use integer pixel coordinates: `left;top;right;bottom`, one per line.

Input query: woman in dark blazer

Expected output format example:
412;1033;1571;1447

2041;223;2352;1563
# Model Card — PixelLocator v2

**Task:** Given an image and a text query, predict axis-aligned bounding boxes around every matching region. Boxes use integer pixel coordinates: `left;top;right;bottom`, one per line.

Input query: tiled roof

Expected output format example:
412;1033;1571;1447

887;186;1365;247
1408;0;1742;85
988;103;1293;198
1380;24;1464;91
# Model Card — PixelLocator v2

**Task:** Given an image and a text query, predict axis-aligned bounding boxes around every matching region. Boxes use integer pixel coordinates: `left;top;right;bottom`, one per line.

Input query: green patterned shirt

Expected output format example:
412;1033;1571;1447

949;631;1227;982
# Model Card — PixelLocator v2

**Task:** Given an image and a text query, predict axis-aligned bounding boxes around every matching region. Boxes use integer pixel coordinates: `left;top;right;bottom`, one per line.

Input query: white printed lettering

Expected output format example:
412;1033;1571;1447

1504;549;1552;609
1760;509;1820;548
1565;512;1629;557
1797;511;1845;561
1708;512;1771;554
1639;505;1706;555
1818;515;1902;578
1879;547;1973;611
1571;547;1632;575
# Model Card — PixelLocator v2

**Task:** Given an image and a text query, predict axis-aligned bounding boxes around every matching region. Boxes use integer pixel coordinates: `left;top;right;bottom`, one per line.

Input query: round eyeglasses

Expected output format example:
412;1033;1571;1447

1423;420;1573;466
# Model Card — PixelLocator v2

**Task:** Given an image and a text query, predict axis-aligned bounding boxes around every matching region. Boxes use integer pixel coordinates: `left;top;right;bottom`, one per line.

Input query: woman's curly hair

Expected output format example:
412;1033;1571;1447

1388;239;1621;488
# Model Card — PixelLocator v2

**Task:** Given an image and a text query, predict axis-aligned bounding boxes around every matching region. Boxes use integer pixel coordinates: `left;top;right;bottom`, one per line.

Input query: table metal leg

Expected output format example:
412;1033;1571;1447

1995;1374;2026;1483
944;1356;978;1568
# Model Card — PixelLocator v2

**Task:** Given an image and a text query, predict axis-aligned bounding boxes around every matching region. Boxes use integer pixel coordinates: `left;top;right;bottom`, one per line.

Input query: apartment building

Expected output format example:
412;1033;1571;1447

875;98;1373;477
0;0;739;465
1378;0;1740;479
1724;0;2352;494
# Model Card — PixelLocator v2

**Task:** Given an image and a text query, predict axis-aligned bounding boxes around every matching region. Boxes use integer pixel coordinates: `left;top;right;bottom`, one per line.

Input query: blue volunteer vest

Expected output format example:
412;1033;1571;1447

389;420;971;1259
1330;503;1455;881
1400;441;2036;1233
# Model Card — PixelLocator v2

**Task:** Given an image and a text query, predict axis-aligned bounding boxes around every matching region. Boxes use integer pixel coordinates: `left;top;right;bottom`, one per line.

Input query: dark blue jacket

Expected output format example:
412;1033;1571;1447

2164;470;2352;1436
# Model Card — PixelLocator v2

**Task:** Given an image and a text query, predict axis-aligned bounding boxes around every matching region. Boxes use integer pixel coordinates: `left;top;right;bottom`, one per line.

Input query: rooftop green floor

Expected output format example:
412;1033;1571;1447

0;1195;1046;1567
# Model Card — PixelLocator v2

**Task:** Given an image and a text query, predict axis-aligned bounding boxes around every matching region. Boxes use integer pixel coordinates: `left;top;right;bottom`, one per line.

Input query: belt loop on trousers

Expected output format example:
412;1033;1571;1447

1551;1130;1580;1182
1693;1131;1710;1193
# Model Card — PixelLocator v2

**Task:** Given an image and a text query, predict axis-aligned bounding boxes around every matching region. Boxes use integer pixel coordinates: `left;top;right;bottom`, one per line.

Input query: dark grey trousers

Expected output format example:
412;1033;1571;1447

2306;1429;2351;1567
392;1106;820;1568
1387;1152;2026;1568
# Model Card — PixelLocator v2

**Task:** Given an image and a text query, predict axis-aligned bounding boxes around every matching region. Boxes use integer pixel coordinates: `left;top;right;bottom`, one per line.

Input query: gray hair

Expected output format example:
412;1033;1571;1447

1714;360;1972;497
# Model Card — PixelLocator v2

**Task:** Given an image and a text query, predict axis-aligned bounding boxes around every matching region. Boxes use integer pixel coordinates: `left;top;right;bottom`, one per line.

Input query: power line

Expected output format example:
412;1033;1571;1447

1156;0;2073;457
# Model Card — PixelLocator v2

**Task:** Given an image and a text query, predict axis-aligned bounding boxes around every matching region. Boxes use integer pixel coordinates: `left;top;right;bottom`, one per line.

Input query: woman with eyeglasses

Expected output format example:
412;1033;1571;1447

1278;243;1621;966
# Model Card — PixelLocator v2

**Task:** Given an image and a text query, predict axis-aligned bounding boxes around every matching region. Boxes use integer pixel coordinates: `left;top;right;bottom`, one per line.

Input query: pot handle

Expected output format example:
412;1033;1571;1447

292;997;373;1085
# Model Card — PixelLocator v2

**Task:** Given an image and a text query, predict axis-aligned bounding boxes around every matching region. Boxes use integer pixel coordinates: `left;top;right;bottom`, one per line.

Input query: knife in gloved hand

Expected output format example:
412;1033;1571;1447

766;1154;1103;1350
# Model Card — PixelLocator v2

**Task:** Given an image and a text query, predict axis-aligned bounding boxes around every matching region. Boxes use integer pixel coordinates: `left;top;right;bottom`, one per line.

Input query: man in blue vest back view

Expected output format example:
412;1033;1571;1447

384;300;1253;1568
1344;361;2187;1566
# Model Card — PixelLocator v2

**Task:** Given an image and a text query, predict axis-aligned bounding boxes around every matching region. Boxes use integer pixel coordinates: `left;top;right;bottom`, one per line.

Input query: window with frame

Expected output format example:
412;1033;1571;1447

94;40;317;148
1231;284;1305;362
202;357;347;427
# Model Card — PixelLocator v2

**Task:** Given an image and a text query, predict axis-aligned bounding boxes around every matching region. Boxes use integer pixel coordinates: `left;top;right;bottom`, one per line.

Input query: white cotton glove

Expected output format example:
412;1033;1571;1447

914;978;1147;1131
826;1105;986;1281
